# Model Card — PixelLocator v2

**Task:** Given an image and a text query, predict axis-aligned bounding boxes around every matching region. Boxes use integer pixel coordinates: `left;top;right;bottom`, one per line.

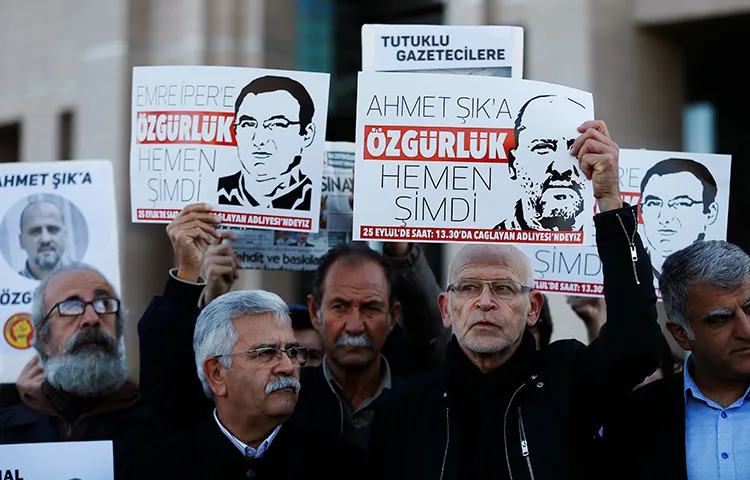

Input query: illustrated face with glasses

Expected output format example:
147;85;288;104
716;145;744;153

439;246;543;358
234;88;315;190
640;171;718;271
204;315;302;419
40;269;120;357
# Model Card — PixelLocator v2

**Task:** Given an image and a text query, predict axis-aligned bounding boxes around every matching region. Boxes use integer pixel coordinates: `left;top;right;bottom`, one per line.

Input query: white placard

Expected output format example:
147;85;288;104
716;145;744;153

520;149;732;298
362;24;524;78
129;66;330;233
0;161;121;381
229;142;354;271
0;441;114;479
353;72;595;245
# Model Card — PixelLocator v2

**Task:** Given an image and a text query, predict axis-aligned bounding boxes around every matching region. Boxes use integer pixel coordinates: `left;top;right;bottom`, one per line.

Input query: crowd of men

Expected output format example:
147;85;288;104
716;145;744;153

0;119;748;480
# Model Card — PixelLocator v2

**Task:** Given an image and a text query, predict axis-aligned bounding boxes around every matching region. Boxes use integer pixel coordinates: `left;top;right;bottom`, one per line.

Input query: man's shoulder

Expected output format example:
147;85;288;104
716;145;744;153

627;373;684;408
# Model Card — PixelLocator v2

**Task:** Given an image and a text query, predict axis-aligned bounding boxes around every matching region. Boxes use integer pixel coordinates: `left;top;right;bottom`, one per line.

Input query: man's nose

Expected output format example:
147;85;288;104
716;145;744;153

39;228;51;243
252;126;272;146
273;352;296;376
79;304;101;328
546;157;576;177
476;284;496;310
734;310;750;340
344;312;366;334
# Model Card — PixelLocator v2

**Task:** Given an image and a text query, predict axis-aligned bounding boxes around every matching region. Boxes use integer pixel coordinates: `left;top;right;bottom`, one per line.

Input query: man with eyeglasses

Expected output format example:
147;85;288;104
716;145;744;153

367;120;664;480
217;75;316;211
123;290;362;479
0;264;162;478
639;158;719;278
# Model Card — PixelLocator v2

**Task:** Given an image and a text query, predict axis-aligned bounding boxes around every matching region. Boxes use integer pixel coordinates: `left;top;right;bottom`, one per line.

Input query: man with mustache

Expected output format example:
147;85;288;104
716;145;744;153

17;201;69;280
368;121;664;479
123;290;362;479
0;265;161;477
605;240;750;479
494;95;590;232
217;76;316;211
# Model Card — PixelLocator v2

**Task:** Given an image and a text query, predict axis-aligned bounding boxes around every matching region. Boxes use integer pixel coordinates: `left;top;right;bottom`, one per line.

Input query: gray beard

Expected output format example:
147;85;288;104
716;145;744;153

44;337;129;396
34;251;60;270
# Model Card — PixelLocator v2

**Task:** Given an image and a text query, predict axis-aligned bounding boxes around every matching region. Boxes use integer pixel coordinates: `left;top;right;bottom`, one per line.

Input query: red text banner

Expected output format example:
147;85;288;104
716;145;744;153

359;225;583;244
135;111;237;146
363;125;514;163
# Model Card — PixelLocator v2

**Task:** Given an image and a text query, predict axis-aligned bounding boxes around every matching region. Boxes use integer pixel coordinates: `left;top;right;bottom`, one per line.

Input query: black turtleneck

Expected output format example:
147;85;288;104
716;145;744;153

445;330;538;479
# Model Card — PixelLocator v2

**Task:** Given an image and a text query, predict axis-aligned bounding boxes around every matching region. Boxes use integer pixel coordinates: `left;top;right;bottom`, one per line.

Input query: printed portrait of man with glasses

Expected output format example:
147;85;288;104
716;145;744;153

217;75;317;211
639;158;719;277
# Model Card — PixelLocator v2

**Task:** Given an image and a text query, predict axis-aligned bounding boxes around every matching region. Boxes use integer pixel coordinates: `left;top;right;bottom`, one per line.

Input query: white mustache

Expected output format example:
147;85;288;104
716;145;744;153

335;334;373;348
264;375;301;395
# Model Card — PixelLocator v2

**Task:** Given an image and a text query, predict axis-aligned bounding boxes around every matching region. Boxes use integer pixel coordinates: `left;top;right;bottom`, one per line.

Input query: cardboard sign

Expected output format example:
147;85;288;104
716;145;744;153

0;441;114;479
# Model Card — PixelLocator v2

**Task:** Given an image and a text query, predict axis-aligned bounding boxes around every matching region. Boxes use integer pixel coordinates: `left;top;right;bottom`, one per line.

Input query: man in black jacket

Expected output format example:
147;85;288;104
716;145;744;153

123;289;362;479
0;264;161;478
137;203;447;440
605;240;750;479
367;120;663;480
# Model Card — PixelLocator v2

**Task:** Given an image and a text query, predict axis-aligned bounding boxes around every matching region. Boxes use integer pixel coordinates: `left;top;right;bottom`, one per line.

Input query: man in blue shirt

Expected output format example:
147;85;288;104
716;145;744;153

605;240;750;479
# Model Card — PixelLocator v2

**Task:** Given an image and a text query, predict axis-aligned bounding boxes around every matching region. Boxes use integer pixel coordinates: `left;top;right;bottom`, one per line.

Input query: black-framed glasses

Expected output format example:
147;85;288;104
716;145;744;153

447;279;533;299
214;346;309;366
640;197;703;212
44;298;120;321
235;118;301;133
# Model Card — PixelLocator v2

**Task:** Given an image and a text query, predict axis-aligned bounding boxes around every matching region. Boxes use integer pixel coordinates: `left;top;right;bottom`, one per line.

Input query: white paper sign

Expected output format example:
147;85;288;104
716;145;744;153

0;441;114;479
0;161;121;381
520;149;732;298
362;24;524;78
229;142;354;271
129;66;330;232
353;72;595;245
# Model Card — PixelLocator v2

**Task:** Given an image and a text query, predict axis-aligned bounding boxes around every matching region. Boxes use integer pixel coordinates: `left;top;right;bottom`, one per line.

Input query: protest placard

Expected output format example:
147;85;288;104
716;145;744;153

0;441;114;479
230;142;354;271
362;24;524;78
519;149;732;298
0;161;121;382
129;66;330;232
353;72;595;245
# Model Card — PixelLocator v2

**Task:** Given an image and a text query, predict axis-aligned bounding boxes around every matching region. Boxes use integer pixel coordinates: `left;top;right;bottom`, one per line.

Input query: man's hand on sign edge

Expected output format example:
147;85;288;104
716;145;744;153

202;236;241;305
571;120;623;213
167;202;223;283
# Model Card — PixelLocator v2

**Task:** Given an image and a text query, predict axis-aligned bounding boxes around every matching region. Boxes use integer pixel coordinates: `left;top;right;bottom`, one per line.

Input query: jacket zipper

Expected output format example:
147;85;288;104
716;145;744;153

503;383;527;480
616;211;640;285
517;407;536;480
439;392;450;480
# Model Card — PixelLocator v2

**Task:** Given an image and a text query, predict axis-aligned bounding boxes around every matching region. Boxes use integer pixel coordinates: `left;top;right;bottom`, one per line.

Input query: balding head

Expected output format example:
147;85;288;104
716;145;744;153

448;244;533;288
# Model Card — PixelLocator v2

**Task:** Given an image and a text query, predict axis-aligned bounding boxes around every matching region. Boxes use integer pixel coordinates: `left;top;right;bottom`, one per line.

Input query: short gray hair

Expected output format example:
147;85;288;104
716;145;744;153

660;240;750;337
194;290;291;399
31;263;124;360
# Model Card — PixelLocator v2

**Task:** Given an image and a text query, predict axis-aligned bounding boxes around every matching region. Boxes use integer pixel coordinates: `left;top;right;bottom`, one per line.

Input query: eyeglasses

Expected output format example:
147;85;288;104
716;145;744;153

215;346;310;367
44;298;120;321
235;118;301;133
640;197;703;213
447;279;533;299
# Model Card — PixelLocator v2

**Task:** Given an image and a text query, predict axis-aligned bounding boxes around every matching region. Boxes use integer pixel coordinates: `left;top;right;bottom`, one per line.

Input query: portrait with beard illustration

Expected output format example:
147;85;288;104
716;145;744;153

494;95;590;232
0;194;90;282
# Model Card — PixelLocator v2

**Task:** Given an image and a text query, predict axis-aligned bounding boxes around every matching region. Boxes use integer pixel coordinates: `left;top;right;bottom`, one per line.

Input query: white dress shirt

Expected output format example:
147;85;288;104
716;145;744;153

213;408;281;459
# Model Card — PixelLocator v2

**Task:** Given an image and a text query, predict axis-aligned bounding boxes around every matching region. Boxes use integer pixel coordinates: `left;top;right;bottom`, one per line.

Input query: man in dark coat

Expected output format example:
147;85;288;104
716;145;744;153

604;240;750;479
367;120;663;480
0;264;161;478
123;289;362;479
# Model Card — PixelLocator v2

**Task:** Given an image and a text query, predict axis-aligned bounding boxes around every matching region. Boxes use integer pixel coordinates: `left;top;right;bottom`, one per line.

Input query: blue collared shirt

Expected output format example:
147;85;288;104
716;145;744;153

684;356;750;480
214;408;281;459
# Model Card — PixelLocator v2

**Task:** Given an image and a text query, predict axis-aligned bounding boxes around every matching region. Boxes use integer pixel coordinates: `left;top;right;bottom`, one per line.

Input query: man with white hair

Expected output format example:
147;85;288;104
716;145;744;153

124;290;362;479
0;264;161;477
367;120;664;479
605;240;750;479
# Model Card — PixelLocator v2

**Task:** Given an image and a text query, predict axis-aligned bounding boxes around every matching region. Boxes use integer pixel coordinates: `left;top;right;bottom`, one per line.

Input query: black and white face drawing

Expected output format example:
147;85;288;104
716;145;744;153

640;158;719;275
494;95;590;231
217;75;316;211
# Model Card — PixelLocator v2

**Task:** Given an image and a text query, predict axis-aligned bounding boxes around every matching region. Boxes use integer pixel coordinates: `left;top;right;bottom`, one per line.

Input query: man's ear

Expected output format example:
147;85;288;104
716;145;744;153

307;294;322;333
388;301;401;334
706;202;719;226
508;150;518;180
203;357;228;398
526;291;544;327
302;123;316;149
665;320;693;352
438;292;452;329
